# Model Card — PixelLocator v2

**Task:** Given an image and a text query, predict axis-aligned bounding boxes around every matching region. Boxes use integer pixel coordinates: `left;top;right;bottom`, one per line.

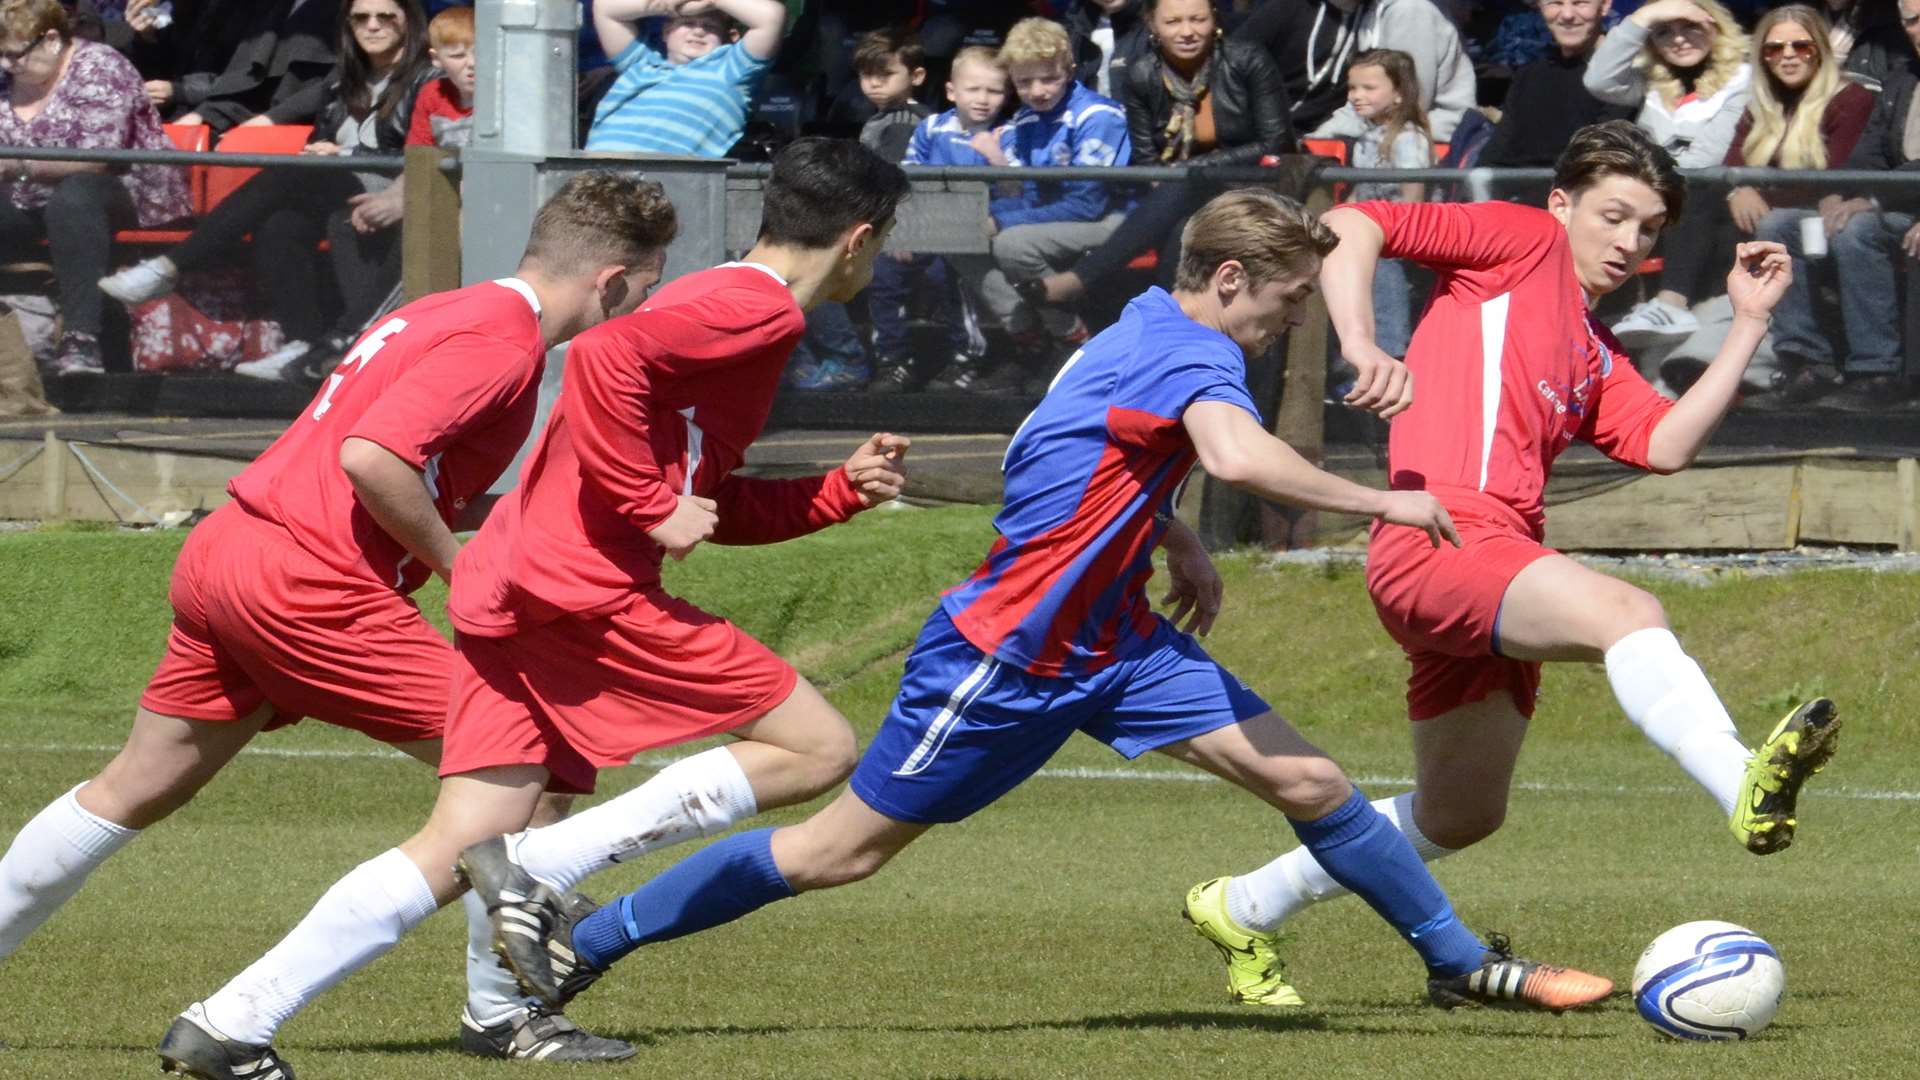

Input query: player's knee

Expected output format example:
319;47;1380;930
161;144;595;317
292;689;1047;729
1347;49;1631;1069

801;728;860;796
1420;800;1506;850
1608;587;1668;641
1271;757;1350;818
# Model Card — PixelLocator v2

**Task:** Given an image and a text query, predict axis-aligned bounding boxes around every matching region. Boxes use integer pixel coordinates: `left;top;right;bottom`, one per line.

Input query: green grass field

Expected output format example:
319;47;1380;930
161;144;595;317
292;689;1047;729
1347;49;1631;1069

1;509;1914;1079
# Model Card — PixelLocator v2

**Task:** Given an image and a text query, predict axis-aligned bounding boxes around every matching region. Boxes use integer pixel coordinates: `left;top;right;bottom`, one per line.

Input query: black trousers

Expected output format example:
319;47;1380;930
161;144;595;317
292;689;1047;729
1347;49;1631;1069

1071;180;1218;291
171;166;398;342
1656;196;1741;304
0;172;137;337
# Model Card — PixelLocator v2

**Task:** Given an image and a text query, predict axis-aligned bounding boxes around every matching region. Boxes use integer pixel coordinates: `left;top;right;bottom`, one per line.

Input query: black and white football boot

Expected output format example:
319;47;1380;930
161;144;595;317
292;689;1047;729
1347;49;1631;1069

457;836;607;1007
457;1005;637;1062
157;1004;294;1080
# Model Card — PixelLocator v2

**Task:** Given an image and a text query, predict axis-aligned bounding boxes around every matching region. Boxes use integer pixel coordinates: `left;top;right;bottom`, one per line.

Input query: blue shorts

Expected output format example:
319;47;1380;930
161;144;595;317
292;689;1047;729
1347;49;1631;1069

848;607;1271;824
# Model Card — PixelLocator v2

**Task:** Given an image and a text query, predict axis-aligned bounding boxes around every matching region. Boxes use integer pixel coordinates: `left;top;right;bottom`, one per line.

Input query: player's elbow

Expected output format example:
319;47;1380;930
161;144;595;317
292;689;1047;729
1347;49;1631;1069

1196;443;1256;487
338;437;382;487
1641;440;1692;475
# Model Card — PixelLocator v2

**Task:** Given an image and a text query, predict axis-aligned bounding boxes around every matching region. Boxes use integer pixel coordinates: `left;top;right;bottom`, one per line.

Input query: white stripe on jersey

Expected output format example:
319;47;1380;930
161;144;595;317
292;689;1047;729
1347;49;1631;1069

679;407;703;496
1477;293;1511;492
893;656;999;777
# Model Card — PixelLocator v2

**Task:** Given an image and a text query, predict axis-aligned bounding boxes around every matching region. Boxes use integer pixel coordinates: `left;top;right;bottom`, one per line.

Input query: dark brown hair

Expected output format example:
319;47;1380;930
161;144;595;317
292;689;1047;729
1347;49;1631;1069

1176;189;1338;291
853;26;925;76
1553;119;1687;223
522;171;679;275
756;137;911;248
339;0;431;122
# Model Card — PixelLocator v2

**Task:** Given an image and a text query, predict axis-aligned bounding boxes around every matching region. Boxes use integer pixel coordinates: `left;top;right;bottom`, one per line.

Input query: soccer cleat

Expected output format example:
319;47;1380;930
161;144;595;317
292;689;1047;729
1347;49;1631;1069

457;1005;637;1062
457;837;607;1007
1731;697;1841;855
1427;933;1614;1012
157;1004;295;1079
1182;877;1305;1007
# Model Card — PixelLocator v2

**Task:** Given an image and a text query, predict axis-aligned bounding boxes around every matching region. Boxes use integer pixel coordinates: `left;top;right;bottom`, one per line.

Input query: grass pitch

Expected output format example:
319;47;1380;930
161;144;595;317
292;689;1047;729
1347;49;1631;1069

1;508;1914;1078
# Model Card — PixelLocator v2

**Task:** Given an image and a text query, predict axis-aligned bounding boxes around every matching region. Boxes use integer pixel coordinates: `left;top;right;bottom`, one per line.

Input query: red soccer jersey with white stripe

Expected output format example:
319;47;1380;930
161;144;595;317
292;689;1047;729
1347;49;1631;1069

226;279;548;591
449;263;866;636
1354;200;1674;533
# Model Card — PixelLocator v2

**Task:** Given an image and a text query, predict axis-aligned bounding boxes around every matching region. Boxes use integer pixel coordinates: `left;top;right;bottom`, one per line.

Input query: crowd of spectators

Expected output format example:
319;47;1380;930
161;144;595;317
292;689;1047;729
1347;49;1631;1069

1;0;1918;416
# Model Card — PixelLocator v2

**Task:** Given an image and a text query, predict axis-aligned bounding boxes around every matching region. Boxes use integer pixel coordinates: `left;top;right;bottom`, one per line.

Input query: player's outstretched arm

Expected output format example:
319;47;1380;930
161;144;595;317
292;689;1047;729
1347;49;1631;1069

1317;208;1414;418
340;437;462;581
1184;401;1460;548
1643;242;1792;472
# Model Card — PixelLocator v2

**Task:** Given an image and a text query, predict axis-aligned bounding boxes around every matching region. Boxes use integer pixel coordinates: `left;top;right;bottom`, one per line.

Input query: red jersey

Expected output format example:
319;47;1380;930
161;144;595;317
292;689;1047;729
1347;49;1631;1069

449;263;866;636
1356;201;1674;533
406;76;473;147
228;278;548;592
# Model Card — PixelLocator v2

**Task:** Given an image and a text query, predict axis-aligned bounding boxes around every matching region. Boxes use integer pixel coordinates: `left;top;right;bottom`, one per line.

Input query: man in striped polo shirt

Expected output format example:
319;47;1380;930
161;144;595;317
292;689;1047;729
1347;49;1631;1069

586;0;786;156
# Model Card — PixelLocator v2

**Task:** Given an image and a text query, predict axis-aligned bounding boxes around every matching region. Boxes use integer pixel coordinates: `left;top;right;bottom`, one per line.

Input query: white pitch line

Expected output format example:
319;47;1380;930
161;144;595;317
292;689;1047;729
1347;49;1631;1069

8;741;1918;803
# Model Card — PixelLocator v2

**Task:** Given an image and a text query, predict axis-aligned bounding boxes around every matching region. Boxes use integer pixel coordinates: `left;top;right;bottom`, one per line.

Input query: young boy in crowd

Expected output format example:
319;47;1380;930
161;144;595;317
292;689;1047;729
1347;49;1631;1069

410;4;478;149
967;17;1131;392
856;26;931;162
784;27;936;393
865;44;1007;393
585;0;786;156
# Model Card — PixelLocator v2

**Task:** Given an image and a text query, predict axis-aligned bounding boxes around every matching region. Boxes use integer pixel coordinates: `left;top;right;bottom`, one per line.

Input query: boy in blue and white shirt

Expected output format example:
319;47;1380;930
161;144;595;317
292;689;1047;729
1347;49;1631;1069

866;45;1009;393
585;0;786;156
967;17;1131;387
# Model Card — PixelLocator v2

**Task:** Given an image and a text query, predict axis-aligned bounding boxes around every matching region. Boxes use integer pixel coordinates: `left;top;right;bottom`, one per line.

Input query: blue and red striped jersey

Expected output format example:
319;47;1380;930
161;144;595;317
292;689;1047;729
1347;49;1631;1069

941;287;1261;677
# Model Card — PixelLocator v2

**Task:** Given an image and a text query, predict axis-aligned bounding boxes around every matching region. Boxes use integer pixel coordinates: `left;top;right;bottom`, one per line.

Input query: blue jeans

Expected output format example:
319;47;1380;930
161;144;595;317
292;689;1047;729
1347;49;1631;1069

787;300;867;368
1373;258;1414;359
868;254;972;358
1763;207;1910;374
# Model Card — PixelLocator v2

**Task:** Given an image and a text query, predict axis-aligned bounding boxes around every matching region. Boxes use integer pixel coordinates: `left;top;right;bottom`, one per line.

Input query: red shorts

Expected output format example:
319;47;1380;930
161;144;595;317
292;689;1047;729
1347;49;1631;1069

139;504;452;743
439;589;799;795
1366;492;1555;722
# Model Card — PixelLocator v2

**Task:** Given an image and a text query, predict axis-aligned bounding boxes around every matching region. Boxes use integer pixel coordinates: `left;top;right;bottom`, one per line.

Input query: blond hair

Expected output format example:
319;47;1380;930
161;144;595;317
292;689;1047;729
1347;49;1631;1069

950;44;1006;79
999;17;1072;68
1175;189;1338;291
1741;5;1840;169
1638;0;1750;109
0;0;66;45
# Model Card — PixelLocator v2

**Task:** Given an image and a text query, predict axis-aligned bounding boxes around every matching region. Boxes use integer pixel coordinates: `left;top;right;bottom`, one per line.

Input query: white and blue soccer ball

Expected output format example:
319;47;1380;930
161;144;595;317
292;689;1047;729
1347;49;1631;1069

1631;921;1785;1040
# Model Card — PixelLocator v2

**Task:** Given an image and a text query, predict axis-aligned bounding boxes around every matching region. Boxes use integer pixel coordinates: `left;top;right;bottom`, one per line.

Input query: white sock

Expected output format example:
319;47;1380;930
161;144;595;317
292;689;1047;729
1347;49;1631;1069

200;848;439;1046
512;748;758;891
1225;793;1455;934
1605;627;1748;815
462;890;535;1027
0;782;138;959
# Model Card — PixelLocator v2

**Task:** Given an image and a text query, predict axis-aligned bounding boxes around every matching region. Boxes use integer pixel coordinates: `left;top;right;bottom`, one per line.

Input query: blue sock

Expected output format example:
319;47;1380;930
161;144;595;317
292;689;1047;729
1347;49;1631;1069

1288;790;1486;978
572;828;794;971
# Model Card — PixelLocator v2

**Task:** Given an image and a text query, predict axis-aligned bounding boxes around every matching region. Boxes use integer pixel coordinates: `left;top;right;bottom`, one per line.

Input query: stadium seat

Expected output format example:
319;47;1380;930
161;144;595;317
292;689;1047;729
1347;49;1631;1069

110;124;210;246
204;124;315;212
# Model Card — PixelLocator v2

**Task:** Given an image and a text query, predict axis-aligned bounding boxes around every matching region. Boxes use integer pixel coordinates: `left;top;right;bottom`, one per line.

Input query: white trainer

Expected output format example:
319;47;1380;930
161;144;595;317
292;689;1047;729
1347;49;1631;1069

1610;299;1698;346
232;339;312;381
98;256;180;306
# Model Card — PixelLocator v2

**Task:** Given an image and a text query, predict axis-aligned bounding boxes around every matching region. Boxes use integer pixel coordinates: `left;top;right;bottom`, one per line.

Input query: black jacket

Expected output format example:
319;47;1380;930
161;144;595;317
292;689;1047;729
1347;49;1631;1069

193;0;340;133
1063;0;1153;93
1118;37;1297;167
1479;50;1636;169
300;63;439;153
1844;55;1920;212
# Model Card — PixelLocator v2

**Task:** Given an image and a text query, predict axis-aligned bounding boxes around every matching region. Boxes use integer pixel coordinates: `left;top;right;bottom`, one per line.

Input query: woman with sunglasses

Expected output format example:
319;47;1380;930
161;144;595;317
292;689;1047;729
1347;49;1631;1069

1584;0;1751;346
99;0;435;382
1657;6;1873;402
0;0;190;376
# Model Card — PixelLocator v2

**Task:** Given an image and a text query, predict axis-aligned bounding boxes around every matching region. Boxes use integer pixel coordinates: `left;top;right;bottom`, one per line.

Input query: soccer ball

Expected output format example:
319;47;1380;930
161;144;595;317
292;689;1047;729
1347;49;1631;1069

1631;921;1785;1040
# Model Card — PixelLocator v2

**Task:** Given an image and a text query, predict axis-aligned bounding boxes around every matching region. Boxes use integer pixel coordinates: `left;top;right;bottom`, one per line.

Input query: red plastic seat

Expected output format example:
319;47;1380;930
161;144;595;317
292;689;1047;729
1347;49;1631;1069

205;124;314;211
109;124;209;246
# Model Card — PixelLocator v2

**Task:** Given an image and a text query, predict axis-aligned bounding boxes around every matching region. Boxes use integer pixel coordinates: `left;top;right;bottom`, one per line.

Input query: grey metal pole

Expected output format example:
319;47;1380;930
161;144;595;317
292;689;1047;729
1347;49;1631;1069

473;0;580;155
